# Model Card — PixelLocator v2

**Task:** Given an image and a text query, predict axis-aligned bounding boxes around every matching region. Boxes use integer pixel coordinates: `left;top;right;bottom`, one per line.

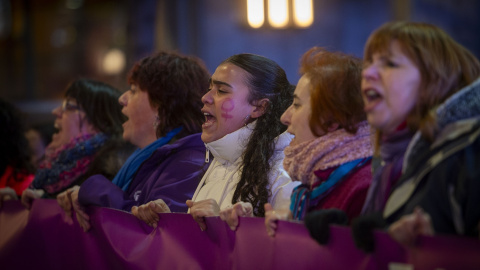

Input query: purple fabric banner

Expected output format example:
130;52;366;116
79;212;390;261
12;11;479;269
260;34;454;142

1;199;480;270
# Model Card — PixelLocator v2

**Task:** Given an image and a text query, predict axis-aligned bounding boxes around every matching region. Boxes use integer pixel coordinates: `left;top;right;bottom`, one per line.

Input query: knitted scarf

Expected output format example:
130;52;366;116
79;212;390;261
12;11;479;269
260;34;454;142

283;121;372;186
31;133;108;194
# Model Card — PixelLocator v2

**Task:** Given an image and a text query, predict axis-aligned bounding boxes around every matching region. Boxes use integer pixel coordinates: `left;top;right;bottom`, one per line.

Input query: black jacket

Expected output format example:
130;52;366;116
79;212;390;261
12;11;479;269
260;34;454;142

384;77;480;238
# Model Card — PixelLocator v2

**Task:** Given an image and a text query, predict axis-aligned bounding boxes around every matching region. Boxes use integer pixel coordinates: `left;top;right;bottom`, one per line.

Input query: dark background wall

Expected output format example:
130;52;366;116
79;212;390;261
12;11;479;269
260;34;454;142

0;0;479;125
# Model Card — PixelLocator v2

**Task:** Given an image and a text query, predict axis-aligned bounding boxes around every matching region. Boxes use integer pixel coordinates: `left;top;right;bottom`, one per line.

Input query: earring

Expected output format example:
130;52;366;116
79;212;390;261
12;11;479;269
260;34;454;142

153;115;160;128
243;115;250;126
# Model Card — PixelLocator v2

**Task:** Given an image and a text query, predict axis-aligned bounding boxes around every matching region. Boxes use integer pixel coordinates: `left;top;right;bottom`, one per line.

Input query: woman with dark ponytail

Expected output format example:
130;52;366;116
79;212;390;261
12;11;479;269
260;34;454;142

228;54;296;216
187;53;297;231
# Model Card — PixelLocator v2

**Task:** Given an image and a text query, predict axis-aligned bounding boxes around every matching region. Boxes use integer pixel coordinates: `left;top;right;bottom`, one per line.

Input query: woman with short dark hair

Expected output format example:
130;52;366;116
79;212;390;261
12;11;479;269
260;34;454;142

57;51;211;231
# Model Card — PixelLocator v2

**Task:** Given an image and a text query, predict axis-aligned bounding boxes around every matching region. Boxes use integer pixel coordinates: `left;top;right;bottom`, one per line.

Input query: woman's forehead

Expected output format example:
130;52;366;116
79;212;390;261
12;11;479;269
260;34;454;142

213;63;249;87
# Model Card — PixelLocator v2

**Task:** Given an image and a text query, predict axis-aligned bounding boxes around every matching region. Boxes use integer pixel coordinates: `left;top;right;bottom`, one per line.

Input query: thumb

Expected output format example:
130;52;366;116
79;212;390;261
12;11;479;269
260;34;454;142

131;206;138;216
264;203;273;212
151;200;169;213
234;203;245;216
186;200;194;208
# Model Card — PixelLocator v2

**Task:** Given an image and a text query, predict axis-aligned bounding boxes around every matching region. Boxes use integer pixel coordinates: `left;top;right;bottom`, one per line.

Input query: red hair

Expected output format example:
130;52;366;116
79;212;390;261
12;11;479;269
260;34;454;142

300;47;365;135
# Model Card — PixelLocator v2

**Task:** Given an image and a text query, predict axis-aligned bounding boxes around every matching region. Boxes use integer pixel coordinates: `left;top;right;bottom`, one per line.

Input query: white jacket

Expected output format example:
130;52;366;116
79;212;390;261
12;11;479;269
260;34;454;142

191;122;298;211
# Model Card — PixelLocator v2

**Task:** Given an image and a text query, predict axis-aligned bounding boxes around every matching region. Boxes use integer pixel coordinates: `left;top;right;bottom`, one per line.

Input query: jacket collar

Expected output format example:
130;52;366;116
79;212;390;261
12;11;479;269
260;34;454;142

205;122;255;165
204;121;294;165
404;77;480;171
435;76;480;130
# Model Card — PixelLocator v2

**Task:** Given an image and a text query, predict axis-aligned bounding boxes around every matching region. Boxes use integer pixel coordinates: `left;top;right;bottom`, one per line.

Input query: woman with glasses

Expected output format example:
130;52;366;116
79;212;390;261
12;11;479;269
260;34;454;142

21;79;131;208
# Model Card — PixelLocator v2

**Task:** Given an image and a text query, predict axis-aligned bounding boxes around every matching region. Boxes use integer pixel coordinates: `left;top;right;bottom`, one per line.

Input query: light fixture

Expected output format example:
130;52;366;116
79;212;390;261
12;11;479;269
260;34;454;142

293;0;313;27
247;0;265;28
246;0;313;29
102;48;126;75
268;0;289;28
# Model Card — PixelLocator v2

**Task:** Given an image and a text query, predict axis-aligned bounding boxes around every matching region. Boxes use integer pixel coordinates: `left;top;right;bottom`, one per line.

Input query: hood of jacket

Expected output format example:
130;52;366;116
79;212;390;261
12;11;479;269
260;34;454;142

404;76;480;170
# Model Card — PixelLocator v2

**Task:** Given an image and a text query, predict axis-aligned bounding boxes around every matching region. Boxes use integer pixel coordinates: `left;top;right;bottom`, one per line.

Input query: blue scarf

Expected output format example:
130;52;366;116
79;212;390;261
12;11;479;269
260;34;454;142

290;157;371;220
112;127;182;191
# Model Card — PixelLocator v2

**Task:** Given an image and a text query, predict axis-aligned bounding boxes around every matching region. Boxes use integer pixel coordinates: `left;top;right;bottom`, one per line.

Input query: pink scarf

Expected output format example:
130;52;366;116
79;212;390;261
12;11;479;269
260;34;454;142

283;121;373;186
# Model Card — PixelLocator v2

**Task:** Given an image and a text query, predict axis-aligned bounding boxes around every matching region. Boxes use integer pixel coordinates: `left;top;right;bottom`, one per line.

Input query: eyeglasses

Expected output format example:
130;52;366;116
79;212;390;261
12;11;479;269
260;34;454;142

61;100;81;112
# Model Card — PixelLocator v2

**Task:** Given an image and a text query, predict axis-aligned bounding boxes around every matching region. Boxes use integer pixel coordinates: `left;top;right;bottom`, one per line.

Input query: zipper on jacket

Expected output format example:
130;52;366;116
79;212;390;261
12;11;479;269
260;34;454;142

205;148;210;163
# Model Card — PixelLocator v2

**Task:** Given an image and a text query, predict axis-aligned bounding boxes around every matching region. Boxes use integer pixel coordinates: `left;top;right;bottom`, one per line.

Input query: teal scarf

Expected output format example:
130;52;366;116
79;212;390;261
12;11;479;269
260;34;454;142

290;157;371;220
112;127;182;191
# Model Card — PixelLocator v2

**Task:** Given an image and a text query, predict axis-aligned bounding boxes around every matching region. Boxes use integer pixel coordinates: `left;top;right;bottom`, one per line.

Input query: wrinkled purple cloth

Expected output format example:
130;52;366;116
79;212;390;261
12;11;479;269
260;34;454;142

78;133;207;213
1;200;480;270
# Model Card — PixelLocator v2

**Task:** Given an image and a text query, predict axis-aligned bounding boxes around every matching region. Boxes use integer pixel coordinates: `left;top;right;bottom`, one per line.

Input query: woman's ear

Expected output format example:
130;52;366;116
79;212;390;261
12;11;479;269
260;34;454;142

327;123;339;132
79;112;99;134
312;122;339;137
250;98;269;119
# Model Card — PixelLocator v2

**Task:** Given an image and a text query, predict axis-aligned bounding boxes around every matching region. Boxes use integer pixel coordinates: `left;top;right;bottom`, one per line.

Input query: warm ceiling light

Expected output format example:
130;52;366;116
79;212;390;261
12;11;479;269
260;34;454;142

247;0;265;28
293;0;313;27
102;49;126;75
268;0;289;28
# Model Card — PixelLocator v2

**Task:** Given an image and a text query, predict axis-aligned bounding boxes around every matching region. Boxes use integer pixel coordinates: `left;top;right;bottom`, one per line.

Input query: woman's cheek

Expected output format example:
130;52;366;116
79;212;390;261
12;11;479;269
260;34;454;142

221;98;235;120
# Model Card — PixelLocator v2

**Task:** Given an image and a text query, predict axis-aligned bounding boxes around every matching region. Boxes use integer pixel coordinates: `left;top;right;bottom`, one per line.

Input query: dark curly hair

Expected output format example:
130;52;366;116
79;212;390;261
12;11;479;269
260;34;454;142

0;98;35;183
228;54;294;217
127;51;210;139
65;79;125;137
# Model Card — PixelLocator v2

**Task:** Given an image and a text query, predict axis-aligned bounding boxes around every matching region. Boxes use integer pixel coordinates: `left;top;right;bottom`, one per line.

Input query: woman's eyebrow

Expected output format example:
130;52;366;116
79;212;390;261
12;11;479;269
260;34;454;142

210;78;233;88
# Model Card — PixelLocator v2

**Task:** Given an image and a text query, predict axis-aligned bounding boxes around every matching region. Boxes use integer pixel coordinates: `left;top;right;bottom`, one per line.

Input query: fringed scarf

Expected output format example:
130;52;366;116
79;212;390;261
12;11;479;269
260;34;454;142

31;133;108;194
283;121;373;220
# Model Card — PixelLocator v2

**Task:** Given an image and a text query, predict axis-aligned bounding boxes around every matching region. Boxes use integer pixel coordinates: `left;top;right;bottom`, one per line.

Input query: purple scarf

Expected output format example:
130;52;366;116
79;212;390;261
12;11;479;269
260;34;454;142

361;128;413;215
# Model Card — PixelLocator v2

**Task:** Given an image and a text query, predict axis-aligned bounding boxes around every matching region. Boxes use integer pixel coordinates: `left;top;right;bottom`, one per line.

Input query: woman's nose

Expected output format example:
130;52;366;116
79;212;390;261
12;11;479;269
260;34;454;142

362;63;378;81
52;105;62;116
201;89;213;104
118;92;127;106
280;105;292;126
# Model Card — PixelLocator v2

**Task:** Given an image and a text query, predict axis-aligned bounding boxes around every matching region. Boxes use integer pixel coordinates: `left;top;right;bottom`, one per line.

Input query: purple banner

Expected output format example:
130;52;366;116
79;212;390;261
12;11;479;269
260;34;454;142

1;199;480;269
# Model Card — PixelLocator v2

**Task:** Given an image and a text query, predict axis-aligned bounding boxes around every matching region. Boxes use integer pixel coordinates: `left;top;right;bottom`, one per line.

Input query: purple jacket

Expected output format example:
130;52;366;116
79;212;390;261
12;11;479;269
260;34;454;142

78;133;207;213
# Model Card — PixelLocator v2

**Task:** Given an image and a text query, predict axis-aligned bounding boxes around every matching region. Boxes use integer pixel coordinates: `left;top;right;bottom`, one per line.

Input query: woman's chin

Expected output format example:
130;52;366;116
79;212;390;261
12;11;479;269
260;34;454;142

288;137;298;147
200;132;215;144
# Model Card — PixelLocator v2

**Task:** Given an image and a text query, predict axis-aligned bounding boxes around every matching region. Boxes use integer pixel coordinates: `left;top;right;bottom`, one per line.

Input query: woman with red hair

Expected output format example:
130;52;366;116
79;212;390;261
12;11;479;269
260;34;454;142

262;47;373;237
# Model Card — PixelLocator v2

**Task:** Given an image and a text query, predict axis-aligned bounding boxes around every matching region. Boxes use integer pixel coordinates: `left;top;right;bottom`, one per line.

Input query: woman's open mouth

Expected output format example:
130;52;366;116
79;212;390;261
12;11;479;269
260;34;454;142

202;112;216;128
